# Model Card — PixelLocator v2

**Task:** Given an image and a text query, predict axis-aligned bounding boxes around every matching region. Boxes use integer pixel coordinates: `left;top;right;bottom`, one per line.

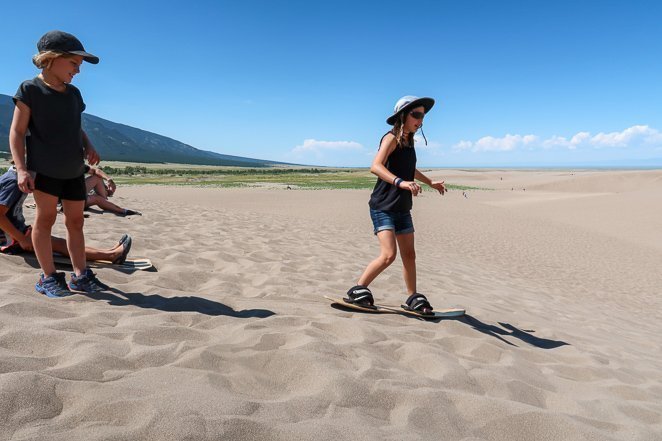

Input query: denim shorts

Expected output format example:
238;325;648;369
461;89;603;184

369;208;414;235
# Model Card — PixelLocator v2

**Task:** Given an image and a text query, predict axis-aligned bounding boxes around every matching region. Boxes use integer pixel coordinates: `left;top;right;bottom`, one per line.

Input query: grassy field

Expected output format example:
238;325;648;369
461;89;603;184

98;164;485;190
0;159;486;190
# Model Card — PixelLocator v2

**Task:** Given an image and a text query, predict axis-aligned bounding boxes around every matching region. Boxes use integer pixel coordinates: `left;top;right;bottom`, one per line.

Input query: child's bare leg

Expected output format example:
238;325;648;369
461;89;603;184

51;236;123;262
85;175;107;197
61;199;87;277
396;232;416;295
93;178;108;198
32;190;59;276
357;230;397;287
85;175;98;193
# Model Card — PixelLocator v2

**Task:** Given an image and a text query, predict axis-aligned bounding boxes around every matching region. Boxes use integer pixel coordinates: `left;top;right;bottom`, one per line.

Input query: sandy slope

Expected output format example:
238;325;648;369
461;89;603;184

1;169;661;440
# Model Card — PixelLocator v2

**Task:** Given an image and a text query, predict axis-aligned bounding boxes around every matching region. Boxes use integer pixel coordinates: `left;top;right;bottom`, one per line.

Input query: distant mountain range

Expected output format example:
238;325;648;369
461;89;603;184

0;93;283;167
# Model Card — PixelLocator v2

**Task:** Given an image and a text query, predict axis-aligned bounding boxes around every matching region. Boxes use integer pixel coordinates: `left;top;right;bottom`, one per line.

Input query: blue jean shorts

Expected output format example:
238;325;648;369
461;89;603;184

369;209;414;235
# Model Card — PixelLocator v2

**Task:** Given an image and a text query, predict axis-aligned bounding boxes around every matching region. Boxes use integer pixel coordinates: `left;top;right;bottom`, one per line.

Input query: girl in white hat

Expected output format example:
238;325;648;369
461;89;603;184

346;96;447;315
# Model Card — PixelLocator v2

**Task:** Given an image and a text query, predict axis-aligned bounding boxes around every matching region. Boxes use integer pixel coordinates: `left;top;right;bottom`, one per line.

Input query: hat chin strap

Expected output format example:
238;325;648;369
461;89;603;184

419;124;428;146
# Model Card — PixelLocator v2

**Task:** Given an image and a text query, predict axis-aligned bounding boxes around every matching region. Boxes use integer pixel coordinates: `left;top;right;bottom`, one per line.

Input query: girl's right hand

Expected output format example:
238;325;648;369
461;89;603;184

399;180;422;196
17;170;34;194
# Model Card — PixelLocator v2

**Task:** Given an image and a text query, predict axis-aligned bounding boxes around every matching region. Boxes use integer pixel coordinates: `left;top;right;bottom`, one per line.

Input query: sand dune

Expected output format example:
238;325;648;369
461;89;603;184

1;170;661;440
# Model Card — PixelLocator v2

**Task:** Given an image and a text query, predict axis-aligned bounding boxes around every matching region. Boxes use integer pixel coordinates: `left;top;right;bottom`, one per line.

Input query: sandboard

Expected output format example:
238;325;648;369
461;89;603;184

325;296;465;319
2;250;153;270
324;296;394;314
53;256;154;271
382;304;465;319
51;255;154;270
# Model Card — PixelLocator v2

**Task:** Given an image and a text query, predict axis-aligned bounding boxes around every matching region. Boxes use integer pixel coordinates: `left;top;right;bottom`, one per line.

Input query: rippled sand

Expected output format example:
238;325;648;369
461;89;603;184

1;169;661;440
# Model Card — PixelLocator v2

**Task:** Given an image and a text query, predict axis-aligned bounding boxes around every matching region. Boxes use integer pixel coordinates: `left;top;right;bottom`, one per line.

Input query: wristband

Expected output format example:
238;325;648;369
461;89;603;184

393;178;403;187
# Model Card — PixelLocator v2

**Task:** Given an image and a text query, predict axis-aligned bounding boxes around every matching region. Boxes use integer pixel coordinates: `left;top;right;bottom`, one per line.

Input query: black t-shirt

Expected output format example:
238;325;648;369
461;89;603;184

368;132;417;212
14;77;87;179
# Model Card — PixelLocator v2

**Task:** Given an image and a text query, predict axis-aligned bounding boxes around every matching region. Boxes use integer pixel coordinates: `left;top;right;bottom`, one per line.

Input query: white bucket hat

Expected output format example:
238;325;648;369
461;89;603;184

386;95;435;125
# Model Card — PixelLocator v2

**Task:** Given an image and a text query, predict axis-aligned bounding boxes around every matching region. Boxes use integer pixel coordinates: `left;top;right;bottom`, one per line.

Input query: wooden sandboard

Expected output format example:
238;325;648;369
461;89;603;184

48;254;153;271
324;296;395;314
385;304;465;319
325;296;465;319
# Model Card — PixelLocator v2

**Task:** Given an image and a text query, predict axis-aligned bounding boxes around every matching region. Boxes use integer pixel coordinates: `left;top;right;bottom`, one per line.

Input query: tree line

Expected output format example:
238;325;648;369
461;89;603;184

99;166;341;176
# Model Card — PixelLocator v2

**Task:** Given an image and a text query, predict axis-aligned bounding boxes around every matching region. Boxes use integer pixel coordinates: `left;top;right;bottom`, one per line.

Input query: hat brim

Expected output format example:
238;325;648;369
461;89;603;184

68;50;99;64
386;97;435;125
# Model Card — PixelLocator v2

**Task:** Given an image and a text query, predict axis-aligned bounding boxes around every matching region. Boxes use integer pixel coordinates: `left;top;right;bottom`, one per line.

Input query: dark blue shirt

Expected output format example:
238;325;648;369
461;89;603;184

0;168;29;234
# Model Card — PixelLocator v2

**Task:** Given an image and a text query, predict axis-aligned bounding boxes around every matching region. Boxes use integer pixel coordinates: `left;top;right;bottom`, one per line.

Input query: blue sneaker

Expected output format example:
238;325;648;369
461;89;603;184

68;268;109;293
35;272;73;298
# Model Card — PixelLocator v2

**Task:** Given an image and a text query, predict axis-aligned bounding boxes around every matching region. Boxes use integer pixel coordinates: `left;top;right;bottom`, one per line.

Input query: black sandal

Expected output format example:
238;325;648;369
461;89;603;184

345;285;374;307
403;293;434;315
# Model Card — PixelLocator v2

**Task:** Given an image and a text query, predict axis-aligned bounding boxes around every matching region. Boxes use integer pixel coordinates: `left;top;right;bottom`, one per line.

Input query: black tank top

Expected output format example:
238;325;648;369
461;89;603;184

368;132;417;212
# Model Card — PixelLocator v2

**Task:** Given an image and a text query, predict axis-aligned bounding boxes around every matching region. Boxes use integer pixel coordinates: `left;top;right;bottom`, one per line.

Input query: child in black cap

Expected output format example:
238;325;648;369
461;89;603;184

346;96;447;315
9;30;108;298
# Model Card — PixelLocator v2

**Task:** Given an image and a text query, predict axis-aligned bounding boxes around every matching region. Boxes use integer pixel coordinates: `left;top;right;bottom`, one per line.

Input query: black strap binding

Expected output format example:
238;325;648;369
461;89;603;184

405;293;433;314
345;285;374;306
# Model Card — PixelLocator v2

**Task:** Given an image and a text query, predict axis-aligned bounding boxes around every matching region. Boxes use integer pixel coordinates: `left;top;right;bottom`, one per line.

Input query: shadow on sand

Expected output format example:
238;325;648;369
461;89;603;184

85;287;275;318
457;315;570;349
328;302;568;349
84;207;133;217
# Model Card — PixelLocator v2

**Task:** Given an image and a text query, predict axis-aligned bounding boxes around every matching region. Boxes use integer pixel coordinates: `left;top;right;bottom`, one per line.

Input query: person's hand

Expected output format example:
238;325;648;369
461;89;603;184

17;170;34;194
399;180;422;196
85;145;100;165
18;228;33;252
106;179;116;196
430;181;446;195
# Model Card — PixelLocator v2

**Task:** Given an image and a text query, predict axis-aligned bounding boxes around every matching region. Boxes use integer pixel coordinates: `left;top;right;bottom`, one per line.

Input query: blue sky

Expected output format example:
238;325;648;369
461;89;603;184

2;0;661;167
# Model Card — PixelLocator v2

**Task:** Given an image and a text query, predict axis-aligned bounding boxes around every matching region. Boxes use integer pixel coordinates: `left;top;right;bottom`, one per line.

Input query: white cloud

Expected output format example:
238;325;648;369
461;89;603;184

292;139;363;155
589;125;662;148
453;140;473;150
453;125;662;152
542;135;571;149
454;134;538;152
288;138;366;166
571;132;591;146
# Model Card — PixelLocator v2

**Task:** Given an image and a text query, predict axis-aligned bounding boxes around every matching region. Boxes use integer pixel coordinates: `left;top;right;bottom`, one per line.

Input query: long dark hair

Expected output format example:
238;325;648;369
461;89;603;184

391;112;415;148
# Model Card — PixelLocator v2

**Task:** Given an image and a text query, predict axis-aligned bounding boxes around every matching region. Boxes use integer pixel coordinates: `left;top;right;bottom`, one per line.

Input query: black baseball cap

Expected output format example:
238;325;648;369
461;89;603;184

37;30;99;64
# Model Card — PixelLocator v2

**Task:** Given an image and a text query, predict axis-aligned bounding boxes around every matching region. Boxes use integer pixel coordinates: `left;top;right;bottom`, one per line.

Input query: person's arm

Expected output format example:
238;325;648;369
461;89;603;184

0;205;32;251
9;101;34;194
90;167;111;181
82;130;100;165
371;134;422;196
415;168;446;195
89;167;116;195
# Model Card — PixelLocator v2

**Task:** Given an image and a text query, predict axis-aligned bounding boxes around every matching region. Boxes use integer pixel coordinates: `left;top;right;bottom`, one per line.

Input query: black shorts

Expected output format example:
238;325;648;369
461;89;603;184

34;174;87;201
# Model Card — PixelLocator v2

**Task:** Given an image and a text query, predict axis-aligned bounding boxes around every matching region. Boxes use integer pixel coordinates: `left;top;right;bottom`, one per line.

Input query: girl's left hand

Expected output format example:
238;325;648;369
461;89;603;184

431;181;446;195
85;145;101;165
